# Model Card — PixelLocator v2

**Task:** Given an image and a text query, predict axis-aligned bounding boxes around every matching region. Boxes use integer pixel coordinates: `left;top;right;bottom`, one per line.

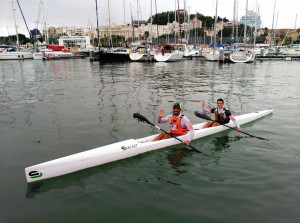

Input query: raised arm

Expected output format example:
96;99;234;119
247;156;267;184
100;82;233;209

200;100;211;114
157;109;170;123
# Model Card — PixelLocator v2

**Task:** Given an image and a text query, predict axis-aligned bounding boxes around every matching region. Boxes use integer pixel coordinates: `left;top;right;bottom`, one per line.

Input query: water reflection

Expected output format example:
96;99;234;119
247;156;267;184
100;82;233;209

202;134;243;152
0;60;35;127
211;135;232;152
0;62;14;126
18;61;34;126
167;148;193;169
26;165;108;199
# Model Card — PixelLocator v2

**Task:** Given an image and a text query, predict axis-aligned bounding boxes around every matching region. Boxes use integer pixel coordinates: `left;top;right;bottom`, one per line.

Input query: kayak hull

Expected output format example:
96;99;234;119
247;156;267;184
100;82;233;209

25;109;273;183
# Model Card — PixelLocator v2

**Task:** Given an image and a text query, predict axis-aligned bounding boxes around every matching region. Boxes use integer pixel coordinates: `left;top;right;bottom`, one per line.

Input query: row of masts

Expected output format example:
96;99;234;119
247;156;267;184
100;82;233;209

95;0;187;49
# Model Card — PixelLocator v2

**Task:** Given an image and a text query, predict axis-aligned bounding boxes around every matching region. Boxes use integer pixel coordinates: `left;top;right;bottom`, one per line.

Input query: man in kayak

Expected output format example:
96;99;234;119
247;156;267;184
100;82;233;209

153;102;195;146
200;98;241;132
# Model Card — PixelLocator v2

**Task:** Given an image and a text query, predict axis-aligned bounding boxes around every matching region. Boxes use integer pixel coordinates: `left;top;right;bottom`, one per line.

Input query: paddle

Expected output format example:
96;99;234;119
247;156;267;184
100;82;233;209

133;113;207;155
194;111;268;141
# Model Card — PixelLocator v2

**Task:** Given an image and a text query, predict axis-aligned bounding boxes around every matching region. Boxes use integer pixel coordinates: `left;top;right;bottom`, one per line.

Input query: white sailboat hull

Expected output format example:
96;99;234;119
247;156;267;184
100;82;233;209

0;51;33;60
25;109;273;183
282;48;300;55
205;50;221;61
33;51;74;60
230;50;255;63
154;50;184;62
129;52;153;61
129;52;146;61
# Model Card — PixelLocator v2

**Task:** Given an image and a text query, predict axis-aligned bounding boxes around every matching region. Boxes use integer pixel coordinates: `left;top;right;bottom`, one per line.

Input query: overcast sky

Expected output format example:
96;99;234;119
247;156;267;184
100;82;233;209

0;0;299;37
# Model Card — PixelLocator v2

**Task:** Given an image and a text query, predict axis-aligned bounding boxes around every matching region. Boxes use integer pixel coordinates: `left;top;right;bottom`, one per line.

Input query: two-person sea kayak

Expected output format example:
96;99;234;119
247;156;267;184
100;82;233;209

25;109;273;183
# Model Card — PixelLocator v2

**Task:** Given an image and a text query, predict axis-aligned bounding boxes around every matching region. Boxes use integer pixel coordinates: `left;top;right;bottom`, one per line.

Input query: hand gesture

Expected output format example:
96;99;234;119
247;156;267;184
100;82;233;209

158;109;164;118
201;100;206;107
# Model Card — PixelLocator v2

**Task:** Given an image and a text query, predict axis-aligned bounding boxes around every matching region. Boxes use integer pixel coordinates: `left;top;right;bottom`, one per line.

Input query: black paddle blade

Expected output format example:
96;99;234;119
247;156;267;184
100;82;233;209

194;111;212;121
133;113;151;125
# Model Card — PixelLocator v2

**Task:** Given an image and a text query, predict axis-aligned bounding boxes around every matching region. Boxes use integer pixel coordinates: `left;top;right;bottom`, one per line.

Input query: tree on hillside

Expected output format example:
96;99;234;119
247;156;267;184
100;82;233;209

147;11;229;30
0;34;30;45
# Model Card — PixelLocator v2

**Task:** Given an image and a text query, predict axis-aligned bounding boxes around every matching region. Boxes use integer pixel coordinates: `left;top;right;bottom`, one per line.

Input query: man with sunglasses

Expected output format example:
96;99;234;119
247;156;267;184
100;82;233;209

201;98;241;132
153;102;195;146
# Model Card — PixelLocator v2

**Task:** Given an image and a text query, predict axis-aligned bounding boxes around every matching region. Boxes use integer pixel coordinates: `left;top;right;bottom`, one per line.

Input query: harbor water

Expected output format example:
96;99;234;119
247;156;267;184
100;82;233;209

0;58;300;222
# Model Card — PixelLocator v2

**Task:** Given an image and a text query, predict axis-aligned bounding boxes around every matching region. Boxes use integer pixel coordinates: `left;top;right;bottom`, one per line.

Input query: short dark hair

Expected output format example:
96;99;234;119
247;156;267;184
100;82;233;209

173;102;181;109
217;98;224;103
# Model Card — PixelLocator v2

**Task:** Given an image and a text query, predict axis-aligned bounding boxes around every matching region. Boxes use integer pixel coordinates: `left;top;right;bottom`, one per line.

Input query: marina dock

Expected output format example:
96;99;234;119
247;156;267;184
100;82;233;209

256;55;300;61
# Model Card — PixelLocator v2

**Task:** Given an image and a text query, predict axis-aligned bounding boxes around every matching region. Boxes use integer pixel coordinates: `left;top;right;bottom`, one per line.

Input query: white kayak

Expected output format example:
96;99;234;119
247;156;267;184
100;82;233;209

25;109;273;183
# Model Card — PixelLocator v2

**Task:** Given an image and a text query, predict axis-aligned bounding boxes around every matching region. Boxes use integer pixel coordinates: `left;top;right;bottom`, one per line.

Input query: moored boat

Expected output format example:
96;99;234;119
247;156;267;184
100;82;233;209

0;1;33;60
90;47;132;62
129;46;154;61
154;44;184;62
205;49;221;61
25;109;273;183
282;44;300;56
229;47;256;63
33;51;74;60
0;51;33;60
33;45;75;60
183;44;201;58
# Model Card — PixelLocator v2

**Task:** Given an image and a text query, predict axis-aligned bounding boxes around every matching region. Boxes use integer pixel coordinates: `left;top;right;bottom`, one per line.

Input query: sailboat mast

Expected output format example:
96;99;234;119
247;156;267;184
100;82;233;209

150;0;152;42
167;12;170;43
130;3;135;42
174;0;177;44
270;0;276;48
194;11;197;45
243;0;248;44
45;1;49;44
137;0;140;42
235;0;239;42
184;0;187;42
123;0;126;45
177;0;182;45
213;0;218;48
232;0;236;43
107;0;113;48
155;0;159;41
11;0;19;49
95;0;100;50
253;0;258;46
16;0;31;40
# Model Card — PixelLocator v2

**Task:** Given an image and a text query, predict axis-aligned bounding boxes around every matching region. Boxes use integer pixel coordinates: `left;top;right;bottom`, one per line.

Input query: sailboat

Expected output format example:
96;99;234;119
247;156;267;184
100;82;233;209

129;45;154;61
282;44;300;55
154;0;184;62
0;1;33;60
154;43;184;62
90;0;131;62
129;0;154;61
229;0;255;63
0;48;33;60
229;45;255;63
205;0;221;61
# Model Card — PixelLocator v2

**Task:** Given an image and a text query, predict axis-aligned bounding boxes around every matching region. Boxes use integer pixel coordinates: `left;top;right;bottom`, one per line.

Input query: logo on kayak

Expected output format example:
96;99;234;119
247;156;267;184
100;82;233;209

121;143;137;150
29;171;43;179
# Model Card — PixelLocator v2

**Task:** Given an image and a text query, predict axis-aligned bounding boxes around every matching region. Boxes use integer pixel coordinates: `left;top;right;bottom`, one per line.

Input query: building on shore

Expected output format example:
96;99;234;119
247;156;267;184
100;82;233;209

239;10;262;28
58;36;91;48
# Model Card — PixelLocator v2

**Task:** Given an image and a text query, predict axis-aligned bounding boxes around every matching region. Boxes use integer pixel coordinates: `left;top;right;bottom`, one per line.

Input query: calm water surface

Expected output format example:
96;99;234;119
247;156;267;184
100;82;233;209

0;58;300;223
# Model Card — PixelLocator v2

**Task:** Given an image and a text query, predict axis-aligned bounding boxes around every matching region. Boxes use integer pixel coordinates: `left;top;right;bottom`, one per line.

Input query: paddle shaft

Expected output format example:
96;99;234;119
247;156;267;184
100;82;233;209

149;123;202;153
208;118;268;141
